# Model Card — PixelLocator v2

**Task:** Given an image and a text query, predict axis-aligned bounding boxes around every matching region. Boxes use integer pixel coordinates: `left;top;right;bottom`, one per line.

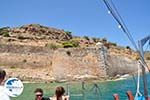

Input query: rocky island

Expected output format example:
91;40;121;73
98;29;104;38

0;24;148;82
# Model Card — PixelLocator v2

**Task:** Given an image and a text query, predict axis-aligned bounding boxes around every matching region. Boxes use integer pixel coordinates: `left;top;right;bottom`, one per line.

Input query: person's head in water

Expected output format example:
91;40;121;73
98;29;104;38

34;88;44;100
55;86;65;100
0;68;6;84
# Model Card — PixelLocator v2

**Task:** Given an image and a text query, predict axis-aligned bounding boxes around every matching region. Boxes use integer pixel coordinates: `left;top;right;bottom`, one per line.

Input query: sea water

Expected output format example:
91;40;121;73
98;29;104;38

11;74;150;100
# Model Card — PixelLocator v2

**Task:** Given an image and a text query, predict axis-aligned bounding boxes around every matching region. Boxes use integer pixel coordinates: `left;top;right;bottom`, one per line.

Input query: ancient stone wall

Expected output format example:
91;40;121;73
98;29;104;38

0;44;138;81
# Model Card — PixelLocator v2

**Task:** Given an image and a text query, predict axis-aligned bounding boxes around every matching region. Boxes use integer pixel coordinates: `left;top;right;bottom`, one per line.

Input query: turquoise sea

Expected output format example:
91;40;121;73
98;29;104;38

11;74;150;100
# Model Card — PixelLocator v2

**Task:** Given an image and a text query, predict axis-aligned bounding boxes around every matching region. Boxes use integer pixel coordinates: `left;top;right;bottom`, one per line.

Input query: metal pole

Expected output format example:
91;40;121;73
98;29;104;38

66;83;70;96
82;82;86;100
141;63;149;100
138;41;149;100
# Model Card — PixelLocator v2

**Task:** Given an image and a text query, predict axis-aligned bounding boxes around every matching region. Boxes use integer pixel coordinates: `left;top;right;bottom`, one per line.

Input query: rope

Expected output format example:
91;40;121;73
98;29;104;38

102;0;139;51
109;0;139;51
102;0;150;71
101;0;150;98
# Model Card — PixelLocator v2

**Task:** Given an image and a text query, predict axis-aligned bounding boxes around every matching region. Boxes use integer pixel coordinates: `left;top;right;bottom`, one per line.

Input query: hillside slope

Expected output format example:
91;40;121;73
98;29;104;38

0;24;145;82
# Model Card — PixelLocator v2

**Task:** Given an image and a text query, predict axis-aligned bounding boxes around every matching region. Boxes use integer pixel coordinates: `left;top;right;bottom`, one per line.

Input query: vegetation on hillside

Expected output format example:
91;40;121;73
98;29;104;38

0;27;10;37
0;24;140;60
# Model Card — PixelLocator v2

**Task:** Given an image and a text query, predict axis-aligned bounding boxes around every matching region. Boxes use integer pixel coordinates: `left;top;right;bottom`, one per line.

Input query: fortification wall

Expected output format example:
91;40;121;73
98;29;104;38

0;44;137;81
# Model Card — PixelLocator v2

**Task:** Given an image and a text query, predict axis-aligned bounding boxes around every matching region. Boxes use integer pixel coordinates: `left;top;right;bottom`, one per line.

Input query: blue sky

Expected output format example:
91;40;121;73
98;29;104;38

0;0;150;48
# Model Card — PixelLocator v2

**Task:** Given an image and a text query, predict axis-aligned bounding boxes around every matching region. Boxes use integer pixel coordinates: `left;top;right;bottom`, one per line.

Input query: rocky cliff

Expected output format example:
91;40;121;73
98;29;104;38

0;24;140;82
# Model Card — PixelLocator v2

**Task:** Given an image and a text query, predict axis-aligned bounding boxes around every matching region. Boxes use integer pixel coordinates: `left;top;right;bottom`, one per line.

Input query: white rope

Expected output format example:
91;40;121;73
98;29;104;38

135;61;142;99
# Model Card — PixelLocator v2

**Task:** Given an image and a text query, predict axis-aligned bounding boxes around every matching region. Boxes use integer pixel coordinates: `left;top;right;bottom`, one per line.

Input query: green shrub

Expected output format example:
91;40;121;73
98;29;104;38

92;37;100;42
65;31;72;35
0;27;10;37
45;43;60;50
83;36;90;41
102;38;107;42
62;40;79;48
62;42;74;48
10;66;16;69
0;27;9;32
2;32;10;37
126;46;131;49
70;39;79;47
109;42;117;46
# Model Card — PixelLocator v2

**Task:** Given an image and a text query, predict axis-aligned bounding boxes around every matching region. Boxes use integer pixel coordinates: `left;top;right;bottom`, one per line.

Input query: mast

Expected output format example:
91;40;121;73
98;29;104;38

138;35;150;99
